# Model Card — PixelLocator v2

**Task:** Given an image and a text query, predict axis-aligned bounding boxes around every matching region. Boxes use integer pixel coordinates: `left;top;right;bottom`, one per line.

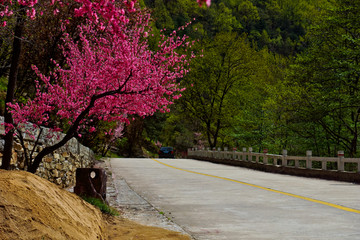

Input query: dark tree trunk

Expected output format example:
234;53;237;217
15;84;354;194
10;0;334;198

1;14;24;170
27;131;75;173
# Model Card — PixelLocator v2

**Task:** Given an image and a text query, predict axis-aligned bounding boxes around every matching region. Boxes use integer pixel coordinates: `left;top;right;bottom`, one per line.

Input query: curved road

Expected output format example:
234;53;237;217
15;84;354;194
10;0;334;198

110;158;360;240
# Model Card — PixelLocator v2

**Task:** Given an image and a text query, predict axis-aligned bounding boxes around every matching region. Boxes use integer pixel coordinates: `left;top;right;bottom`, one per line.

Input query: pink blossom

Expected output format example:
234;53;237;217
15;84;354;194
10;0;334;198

197;0;211;7
26;8;36;19
9;12;195;137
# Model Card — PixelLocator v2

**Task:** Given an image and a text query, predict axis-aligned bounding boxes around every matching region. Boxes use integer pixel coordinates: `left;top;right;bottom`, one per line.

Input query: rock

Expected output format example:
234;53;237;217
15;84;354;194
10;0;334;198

52;169;59;178
13;142;22;151
27;144;34;151
56;163;62;170
10;150;17;165
55;177;62;185
44;157;53;163
50;163;56;169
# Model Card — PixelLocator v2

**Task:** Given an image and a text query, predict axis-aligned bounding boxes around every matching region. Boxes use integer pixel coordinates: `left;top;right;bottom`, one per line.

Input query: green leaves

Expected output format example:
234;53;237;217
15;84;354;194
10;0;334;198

282;0;360;156
177;32;281;148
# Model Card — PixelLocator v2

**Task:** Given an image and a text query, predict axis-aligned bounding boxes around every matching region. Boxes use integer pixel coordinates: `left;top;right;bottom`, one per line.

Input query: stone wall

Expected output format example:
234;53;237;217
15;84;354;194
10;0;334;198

0;117;95;188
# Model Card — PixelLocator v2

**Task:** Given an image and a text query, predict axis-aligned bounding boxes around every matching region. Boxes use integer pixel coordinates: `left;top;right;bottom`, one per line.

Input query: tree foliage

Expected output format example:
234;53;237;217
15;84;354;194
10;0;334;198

2;1;195;172
141;0;360;158
281;0;360;157
179;32;283;149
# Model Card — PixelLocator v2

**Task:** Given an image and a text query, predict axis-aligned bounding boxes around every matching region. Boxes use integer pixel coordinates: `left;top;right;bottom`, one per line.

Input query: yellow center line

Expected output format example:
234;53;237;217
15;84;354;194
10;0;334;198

152;158;360;214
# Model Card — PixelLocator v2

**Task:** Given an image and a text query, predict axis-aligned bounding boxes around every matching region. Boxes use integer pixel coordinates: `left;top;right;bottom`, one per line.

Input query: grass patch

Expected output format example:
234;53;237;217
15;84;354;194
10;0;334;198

94;152;123;160
108;152;123;158
95;155;104;161
82;196;120;216
142;147;158;158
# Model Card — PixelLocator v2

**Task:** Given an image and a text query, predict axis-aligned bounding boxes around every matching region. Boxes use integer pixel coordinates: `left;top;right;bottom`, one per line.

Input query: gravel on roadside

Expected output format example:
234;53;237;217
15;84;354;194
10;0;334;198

94;158;191;236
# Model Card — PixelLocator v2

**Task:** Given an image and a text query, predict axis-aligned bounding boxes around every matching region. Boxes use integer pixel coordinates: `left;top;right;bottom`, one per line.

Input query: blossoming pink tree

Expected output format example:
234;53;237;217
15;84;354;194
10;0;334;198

0;0;139;170
10;13;195;173
1;0;210;172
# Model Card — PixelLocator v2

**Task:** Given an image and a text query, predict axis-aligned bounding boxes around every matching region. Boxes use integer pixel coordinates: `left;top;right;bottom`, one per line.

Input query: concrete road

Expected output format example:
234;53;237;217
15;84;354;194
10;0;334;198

110;158;360;240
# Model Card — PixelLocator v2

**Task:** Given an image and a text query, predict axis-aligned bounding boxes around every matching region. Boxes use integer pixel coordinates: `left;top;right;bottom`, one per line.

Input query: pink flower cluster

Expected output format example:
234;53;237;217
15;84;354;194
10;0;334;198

0;0;136;26
196;0;211;7
8;10;195;134
2;0;208;136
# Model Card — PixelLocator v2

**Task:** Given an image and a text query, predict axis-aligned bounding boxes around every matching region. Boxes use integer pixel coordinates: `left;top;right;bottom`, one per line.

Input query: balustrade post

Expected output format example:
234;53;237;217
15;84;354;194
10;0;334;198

306;150;312;169
263;149;268;164
282;149;287;166
249;147;253;162
337;151;344;171
242;148;247;161
321;160;327;170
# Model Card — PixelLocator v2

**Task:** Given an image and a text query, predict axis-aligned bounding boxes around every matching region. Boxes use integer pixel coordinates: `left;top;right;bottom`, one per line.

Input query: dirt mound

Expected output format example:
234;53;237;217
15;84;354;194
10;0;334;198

0;170;191;240
0;170;106;240
105;215;191;240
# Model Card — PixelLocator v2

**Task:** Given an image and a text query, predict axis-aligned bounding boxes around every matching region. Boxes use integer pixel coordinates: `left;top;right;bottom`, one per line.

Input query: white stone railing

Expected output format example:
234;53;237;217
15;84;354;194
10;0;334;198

188;148;360;172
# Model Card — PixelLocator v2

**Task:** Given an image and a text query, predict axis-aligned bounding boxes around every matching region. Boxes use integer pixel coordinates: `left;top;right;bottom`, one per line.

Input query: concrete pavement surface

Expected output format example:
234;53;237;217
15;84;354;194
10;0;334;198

94;158;188;234
110;158;360;240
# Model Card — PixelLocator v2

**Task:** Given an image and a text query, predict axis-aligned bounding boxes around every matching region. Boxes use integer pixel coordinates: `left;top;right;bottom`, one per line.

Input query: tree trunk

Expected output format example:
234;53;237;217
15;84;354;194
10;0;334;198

206;122;214;149
27;132;74;173
1;14;24;170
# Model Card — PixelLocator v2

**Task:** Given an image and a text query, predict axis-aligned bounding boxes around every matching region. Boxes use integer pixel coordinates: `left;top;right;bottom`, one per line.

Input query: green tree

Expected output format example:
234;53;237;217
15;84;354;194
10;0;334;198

152;0;175;30
283;0;360;156
180;32;265;148
212;2;242;32
231;47;289;153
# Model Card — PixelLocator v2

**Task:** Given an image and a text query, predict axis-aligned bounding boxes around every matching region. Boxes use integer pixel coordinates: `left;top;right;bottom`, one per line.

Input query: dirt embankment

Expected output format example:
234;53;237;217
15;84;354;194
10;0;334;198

0;170;190;240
